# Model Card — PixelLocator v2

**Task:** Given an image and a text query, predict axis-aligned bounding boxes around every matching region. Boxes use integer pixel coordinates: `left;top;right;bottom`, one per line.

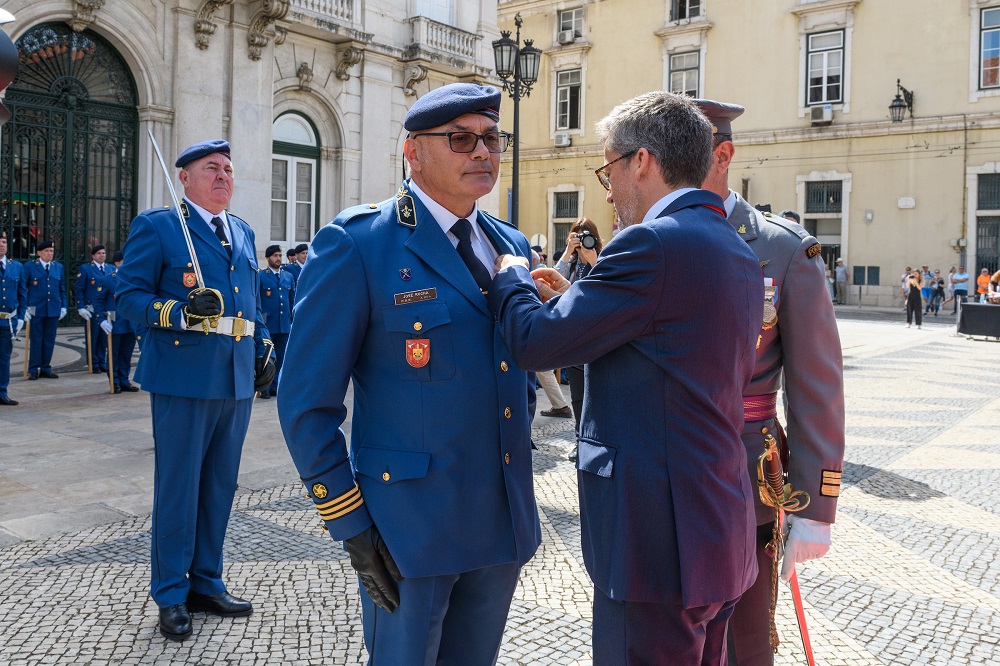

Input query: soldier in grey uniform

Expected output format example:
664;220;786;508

695;99;846;666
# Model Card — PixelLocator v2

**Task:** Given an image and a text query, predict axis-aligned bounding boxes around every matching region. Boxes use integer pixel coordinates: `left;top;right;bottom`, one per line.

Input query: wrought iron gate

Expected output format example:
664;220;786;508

0;23;138;298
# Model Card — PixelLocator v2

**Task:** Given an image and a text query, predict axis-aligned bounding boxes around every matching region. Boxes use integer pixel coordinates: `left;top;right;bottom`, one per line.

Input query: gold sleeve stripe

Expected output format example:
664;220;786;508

318;494;364;521
314;485;361;511
820;484;841;497
821;471;842;483
159;300;179;328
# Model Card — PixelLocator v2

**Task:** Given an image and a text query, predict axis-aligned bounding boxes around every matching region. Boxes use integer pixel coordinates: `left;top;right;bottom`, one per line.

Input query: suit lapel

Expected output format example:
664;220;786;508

657;189;727;219
476;213;518;258
402;193;490;315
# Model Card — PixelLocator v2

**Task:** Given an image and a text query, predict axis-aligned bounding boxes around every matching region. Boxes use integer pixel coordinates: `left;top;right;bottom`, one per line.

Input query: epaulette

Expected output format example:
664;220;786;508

763;212;822;258
762;211;810;240
338;201;388;227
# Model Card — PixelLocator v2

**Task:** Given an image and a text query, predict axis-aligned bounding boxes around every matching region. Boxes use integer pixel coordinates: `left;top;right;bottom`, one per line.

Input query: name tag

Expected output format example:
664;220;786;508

394;287;437;306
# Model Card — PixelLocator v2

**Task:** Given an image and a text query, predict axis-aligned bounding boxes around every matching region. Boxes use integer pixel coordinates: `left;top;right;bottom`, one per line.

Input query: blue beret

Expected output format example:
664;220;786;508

294;244;308;253
112;250;124;263
404;83;501;132
265;245;282;257
693;99;745;135
175;139;231;168
36;241;53;251
91;244;105;255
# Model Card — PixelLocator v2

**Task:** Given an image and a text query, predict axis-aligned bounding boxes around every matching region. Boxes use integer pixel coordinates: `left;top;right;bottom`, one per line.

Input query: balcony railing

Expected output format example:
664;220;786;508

405;16;480;63
289;0;353;25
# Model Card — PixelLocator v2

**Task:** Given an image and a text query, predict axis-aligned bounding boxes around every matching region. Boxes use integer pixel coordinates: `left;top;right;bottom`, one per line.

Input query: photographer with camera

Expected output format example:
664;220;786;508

553;218;605;454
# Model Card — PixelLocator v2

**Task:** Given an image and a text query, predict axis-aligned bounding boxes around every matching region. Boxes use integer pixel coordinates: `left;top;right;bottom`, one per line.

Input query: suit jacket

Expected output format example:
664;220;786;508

116;199;270;400
728;194;845;524
278;181;542;579
0;259;26;323
257;267;295;335
22;260;67;317
488;189;760;608
74;262;111;320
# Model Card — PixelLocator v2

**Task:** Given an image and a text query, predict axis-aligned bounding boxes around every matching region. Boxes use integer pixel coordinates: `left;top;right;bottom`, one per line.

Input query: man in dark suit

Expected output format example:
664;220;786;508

278;83;541;664
22;240;67;379
116;139;274;641
490;91;761;665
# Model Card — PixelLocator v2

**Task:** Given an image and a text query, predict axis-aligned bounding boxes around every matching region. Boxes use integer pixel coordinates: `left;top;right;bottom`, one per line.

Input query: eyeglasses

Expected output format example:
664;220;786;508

412;131;512;154
595;151;637;191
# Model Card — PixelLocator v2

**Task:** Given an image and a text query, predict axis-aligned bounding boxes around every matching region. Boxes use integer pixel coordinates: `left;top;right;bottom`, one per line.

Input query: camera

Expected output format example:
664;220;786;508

578;229;597;250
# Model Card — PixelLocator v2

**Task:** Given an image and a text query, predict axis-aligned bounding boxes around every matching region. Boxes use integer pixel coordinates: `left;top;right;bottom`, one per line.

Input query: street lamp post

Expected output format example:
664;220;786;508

492;13;540;229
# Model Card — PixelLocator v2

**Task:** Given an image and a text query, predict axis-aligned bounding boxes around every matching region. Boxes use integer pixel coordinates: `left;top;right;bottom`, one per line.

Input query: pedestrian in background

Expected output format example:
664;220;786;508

953;266;969;313
0;231;26;405
834;257;848;304
22;240;66;380
490;90;760;665
278;83;541;664
977;267;991;301
905;269;924;328
116;139;275;642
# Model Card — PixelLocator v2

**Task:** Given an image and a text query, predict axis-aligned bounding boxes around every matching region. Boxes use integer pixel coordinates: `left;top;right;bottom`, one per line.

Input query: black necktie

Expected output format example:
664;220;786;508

450;218;492;294
45;264;49;275
211;217;232;258
98;264;104;275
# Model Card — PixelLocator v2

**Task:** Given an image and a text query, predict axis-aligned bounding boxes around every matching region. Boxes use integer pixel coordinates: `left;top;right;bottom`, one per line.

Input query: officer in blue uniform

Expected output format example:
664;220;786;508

0;231;26;405
104;251;140;393
278;83;541;665
74;244;112;373
21;240;67;379
116;140;275;642
255;245;294;398
283;243;306;283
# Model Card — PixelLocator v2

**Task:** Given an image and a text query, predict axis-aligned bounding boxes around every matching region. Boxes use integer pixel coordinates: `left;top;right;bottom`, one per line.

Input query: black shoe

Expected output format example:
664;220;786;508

541;406;573;418
38;370;59;379
113;385;122;394
159;604;192;641
257;391;270;399
0;395;18;406
121;384;140;392
568;450;578;463
269;388;277;397
27;372;38;380
187;592;252;617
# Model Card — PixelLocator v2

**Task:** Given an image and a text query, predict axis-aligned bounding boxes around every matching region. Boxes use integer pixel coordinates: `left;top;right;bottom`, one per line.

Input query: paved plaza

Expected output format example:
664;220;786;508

1;313;1000;665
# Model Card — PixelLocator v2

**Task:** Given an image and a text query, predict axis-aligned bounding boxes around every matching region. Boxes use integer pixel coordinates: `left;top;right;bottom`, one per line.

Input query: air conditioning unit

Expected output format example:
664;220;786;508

554;132;572;148
557;30;576;45
810;105;833;126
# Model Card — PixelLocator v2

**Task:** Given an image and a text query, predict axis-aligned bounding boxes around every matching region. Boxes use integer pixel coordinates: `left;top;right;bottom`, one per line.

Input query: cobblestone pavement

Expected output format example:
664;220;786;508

2;318;1000;665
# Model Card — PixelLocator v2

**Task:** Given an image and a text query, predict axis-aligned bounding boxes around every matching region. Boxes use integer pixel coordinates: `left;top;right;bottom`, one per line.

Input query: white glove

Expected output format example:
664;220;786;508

780;515;831;581
100;319;113;335
78;308;92;321
59;307;67;320
15;319;24;335
23;311;32;323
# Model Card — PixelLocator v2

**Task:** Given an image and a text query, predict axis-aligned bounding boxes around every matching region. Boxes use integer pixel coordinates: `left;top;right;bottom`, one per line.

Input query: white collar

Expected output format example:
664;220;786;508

640;187;700;224
184;198;228;227
407;179;489;247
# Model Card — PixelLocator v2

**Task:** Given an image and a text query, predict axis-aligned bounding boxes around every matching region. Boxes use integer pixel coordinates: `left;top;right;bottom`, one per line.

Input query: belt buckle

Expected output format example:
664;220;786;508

232;318;246;338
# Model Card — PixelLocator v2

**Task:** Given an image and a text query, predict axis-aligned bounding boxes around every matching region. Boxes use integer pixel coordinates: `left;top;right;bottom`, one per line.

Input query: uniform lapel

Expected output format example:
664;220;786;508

184;206;228;260
728;193;760;241
227;215;245;260
476;212;518;258
402;192;491;315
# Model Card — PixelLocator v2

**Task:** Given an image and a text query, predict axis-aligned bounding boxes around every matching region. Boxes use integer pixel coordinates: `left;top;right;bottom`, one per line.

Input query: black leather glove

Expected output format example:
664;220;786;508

344;525;403;613
254;355;275;391
186;290;222;318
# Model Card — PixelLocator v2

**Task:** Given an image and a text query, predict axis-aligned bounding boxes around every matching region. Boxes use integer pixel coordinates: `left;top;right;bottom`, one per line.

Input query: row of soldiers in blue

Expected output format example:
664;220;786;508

0;232;300;405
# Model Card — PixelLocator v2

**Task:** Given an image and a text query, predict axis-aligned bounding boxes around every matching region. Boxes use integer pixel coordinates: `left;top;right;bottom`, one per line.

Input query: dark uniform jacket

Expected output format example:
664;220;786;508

22;259;66;317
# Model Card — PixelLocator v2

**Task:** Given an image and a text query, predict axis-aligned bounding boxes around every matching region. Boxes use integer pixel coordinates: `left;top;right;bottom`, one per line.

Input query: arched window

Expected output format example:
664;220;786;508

271;113;320;244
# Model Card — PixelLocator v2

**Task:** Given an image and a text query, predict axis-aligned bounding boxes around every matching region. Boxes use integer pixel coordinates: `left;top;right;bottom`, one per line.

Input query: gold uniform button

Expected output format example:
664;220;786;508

230;266;234;271
187;262;192;268
173;340;179;346
237;311;242;317
504;407;511;419
504;453;510;464
500;361;508;372
382;472;390;481
234;286;239;293
235;336;241;342
413;322;423;332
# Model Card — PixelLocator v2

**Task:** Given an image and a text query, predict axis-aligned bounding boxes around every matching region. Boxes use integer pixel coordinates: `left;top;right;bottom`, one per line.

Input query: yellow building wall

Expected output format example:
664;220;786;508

498;0;1000;301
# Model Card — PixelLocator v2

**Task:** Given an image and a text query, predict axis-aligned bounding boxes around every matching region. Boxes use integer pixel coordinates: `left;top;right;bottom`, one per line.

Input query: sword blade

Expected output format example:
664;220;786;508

146;128;206;290
788;570;816;666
